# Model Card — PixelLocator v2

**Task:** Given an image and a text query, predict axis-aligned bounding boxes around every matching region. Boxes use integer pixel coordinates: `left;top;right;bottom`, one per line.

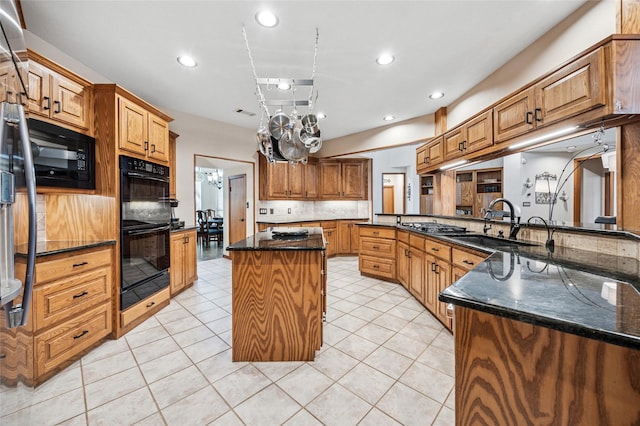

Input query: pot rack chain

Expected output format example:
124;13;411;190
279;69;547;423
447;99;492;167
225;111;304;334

241;26;270;121
308;28;319;111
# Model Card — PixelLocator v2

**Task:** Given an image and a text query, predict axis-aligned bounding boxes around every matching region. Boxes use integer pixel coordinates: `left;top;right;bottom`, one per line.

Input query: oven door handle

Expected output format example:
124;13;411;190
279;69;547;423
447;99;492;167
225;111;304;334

124;171;169;184
124;225;171;236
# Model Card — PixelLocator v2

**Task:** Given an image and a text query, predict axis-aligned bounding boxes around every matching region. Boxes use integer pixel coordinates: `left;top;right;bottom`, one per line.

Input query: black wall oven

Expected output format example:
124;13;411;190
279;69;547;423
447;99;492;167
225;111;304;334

119;155;171;310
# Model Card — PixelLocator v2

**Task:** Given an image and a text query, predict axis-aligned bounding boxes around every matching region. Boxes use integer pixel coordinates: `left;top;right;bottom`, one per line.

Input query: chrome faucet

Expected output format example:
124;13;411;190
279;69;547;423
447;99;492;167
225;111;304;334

484;197;521;240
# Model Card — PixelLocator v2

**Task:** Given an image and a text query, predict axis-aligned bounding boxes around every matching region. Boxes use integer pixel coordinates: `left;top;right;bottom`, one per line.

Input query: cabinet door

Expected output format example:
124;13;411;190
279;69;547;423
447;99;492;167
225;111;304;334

426;136;444;166
323;226;337;257
184;231;198;285
267;161;290;198
51;72;91;131
27;61;51;119
349;222;360;254
408;247;425;302
434;261;452;330
319;160;342;199
465;110;493;154
416;144;429;174
119;98;148;156
288;163;305;198
424;254;438;313
342;160;367;199
397;241;409;289
170;234;185;296
444;127;465;160
493;87;535;143
304;161;318;199
535;48;606;127
337;221;353;254
148;113;170;163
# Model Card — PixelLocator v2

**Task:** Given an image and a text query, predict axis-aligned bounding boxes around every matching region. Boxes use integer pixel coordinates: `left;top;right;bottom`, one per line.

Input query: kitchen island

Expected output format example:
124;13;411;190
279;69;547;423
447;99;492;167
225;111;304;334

227;227;326;362
439;246;640;425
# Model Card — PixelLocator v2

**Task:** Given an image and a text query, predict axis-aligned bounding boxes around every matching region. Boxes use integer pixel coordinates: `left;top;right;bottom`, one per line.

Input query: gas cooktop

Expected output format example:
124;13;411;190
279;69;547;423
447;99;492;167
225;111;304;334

400;222;467;234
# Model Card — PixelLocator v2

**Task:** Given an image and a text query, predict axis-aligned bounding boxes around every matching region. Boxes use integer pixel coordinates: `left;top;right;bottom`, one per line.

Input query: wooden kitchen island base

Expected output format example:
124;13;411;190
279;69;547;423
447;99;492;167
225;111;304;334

229;228;326;362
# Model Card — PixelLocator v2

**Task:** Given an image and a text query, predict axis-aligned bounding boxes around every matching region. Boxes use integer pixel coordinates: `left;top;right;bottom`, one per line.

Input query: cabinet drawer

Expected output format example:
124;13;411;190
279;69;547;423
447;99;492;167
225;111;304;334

425;239;451;261
397;231;409;244
359;256;396;280
452;248;488;271
409;234;425;250
359;226;395;239
36;249;111;284
120;287;170;328
35;302;111;377
34;266;111;330
360;237;396;259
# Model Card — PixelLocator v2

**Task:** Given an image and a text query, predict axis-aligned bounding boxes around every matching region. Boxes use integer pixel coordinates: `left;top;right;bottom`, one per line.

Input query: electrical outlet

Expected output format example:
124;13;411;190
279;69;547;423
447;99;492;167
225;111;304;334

259;208;267;214
270;208;274;214
288;208;291;214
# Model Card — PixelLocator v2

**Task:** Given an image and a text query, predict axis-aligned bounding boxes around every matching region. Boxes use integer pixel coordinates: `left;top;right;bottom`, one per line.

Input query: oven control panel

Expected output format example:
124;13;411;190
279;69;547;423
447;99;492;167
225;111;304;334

120;155;169;178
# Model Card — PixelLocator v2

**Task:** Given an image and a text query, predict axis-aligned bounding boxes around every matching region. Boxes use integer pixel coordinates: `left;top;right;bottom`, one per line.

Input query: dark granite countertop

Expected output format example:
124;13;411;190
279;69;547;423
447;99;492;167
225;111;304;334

227;227;326;251
356;221;640;349
15;240;116;258
171;225;198;233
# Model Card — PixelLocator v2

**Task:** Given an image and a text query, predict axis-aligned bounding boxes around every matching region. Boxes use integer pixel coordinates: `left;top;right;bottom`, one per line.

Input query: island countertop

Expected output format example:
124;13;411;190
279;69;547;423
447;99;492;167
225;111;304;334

227;227;326;251
439;245;640;350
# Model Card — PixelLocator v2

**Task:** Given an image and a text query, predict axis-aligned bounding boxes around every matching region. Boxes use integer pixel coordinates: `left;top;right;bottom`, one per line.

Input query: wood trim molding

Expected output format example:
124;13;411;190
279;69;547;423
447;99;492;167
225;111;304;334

617;0;640;34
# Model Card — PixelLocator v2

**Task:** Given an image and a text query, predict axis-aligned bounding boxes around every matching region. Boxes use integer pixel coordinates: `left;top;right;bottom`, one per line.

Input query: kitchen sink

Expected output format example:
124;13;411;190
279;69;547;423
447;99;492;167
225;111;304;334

447;233;539;249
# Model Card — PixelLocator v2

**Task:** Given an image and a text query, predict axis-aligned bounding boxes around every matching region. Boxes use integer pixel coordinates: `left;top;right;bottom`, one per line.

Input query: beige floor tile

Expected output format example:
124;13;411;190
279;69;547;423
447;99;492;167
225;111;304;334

376;382;441;426
161;314;200;335
434;406;456;426
354;322;396;345
148;365;209;409
82;349;137;385
84;366;146;410
321;322;351;346
334;333;380;360
182;335;229;363
205;315;232;334
338;362;396;405
161;386;230;425
372;312;410;332
212;364;272;407
0;387;85;425
252;360;305;382
363;346;413;379
358;408;403;425
400;362;455;404
210;410;244;425
235;384;302;425
196;349;247;383
350;305;384;322
58;413;87;426
80;337;130;365
125;324;171;349
306;383;372;425
276;364;334;406
193;307;229;323
330;313;368;333
398;321;441;344
171;323;215;348
132;412;165;425
386;304;422;321
139;349;193;384
383;333;429;359
130;335;181;364
155;305;192;324
431;329;455;352
87;386;158;425
311;346;359;381
282;409;323;425
444;388;455;410
417;344;455;377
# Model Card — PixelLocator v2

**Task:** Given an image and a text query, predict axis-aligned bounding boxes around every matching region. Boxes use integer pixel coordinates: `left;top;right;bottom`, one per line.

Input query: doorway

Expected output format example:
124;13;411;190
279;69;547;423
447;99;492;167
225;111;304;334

382;173;405;214
228;174;247;245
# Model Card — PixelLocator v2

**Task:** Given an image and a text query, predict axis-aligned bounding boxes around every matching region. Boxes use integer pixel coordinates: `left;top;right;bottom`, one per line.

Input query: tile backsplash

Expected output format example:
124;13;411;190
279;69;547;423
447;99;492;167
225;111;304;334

257;200;370;221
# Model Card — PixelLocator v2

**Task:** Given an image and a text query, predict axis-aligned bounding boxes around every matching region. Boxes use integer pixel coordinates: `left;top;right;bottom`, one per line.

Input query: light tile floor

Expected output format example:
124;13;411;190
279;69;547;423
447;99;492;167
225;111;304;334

0;257;455;425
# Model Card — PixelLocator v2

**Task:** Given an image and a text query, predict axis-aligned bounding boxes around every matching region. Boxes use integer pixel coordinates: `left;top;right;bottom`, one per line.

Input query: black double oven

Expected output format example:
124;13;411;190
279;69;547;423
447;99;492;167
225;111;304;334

119;155;171;310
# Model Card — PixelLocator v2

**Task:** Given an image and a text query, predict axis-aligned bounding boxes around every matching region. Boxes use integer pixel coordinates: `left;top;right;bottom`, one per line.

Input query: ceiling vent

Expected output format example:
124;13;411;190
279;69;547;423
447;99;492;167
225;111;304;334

235;108;256;117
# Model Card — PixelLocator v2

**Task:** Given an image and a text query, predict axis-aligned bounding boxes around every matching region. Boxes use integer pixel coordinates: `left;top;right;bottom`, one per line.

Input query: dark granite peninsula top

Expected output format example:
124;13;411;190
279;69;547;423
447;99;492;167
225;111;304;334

227;227;326;251
15;240;116;258
257;217;368;224
440;246;640;350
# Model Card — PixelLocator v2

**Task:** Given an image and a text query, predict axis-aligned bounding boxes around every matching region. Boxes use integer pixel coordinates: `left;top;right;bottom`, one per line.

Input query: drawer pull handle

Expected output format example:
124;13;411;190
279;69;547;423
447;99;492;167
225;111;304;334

43;96;51;110
373;231;379;235
146;301;156;308
432;248;439;252
463;260;474;265
54;100;61;114
373;246;380;250
73;261;88;268
73;291;88;299
73;330;89;340
373;264;379;269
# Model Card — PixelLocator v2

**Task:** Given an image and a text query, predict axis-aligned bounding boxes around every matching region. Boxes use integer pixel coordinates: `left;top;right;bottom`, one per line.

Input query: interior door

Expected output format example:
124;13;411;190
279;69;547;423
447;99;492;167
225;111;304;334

383;186;395;214
228;174;246;245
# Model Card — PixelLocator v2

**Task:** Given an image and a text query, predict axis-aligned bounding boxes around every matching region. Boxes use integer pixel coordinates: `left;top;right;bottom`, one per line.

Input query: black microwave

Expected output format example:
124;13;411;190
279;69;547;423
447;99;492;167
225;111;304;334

28;119;96;190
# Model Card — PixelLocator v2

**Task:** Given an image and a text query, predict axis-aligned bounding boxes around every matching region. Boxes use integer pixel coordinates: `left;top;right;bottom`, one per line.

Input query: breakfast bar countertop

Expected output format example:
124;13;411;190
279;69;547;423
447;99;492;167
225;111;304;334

227;227;326;251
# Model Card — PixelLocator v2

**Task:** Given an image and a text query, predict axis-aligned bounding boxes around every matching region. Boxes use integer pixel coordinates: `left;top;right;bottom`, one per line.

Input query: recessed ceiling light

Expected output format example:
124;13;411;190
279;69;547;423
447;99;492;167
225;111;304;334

383;115;395;121
376;54;395;65
317;112;326;119
277;82;290;90
177;55;197;68
256;10;279;28
429;91;444;100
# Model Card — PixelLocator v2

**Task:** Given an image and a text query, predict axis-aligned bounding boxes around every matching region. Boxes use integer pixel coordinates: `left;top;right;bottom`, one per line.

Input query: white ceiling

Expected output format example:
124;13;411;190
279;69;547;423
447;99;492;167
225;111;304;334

21;0;587;142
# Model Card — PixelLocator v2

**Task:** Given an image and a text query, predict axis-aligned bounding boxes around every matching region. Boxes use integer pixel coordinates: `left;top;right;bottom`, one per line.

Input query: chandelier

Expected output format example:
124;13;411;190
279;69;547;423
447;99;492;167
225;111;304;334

243;26;322;166
196;168;223;189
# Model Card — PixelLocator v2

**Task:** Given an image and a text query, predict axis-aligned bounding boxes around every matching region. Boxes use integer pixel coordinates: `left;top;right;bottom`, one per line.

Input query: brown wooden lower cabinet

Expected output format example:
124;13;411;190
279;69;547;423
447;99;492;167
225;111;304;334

170;229;198;296
321;222;337;257
454;306;640;425
1;245;114;386
337;220;360;254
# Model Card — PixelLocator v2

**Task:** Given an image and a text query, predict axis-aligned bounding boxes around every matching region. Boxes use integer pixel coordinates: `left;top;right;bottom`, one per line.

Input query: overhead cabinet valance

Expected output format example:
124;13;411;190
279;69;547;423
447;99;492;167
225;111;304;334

417;36;640;174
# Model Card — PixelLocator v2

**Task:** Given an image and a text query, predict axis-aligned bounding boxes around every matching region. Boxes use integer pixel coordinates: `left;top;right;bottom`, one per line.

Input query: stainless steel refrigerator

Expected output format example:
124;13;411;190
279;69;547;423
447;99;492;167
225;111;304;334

0;0;36;328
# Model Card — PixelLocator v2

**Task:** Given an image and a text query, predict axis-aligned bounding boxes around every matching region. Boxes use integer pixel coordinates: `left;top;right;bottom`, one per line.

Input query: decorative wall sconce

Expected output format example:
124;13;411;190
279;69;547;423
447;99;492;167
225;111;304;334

523;177;533;189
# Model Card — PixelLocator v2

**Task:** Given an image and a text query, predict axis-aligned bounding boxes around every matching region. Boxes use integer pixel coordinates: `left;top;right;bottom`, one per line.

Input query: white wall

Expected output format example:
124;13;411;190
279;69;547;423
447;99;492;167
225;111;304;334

368;144;421;214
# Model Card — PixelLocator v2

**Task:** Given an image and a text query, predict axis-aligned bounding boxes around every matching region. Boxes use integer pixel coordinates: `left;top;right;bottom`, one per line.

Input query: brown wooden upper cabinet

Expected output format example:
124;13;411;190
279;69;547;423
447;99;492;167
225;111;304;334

318;159;369;200
444;110;493;160
27;51;93;134
416;136;444;175
494;48;606;143
118;97;170;163
258;156;318;200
